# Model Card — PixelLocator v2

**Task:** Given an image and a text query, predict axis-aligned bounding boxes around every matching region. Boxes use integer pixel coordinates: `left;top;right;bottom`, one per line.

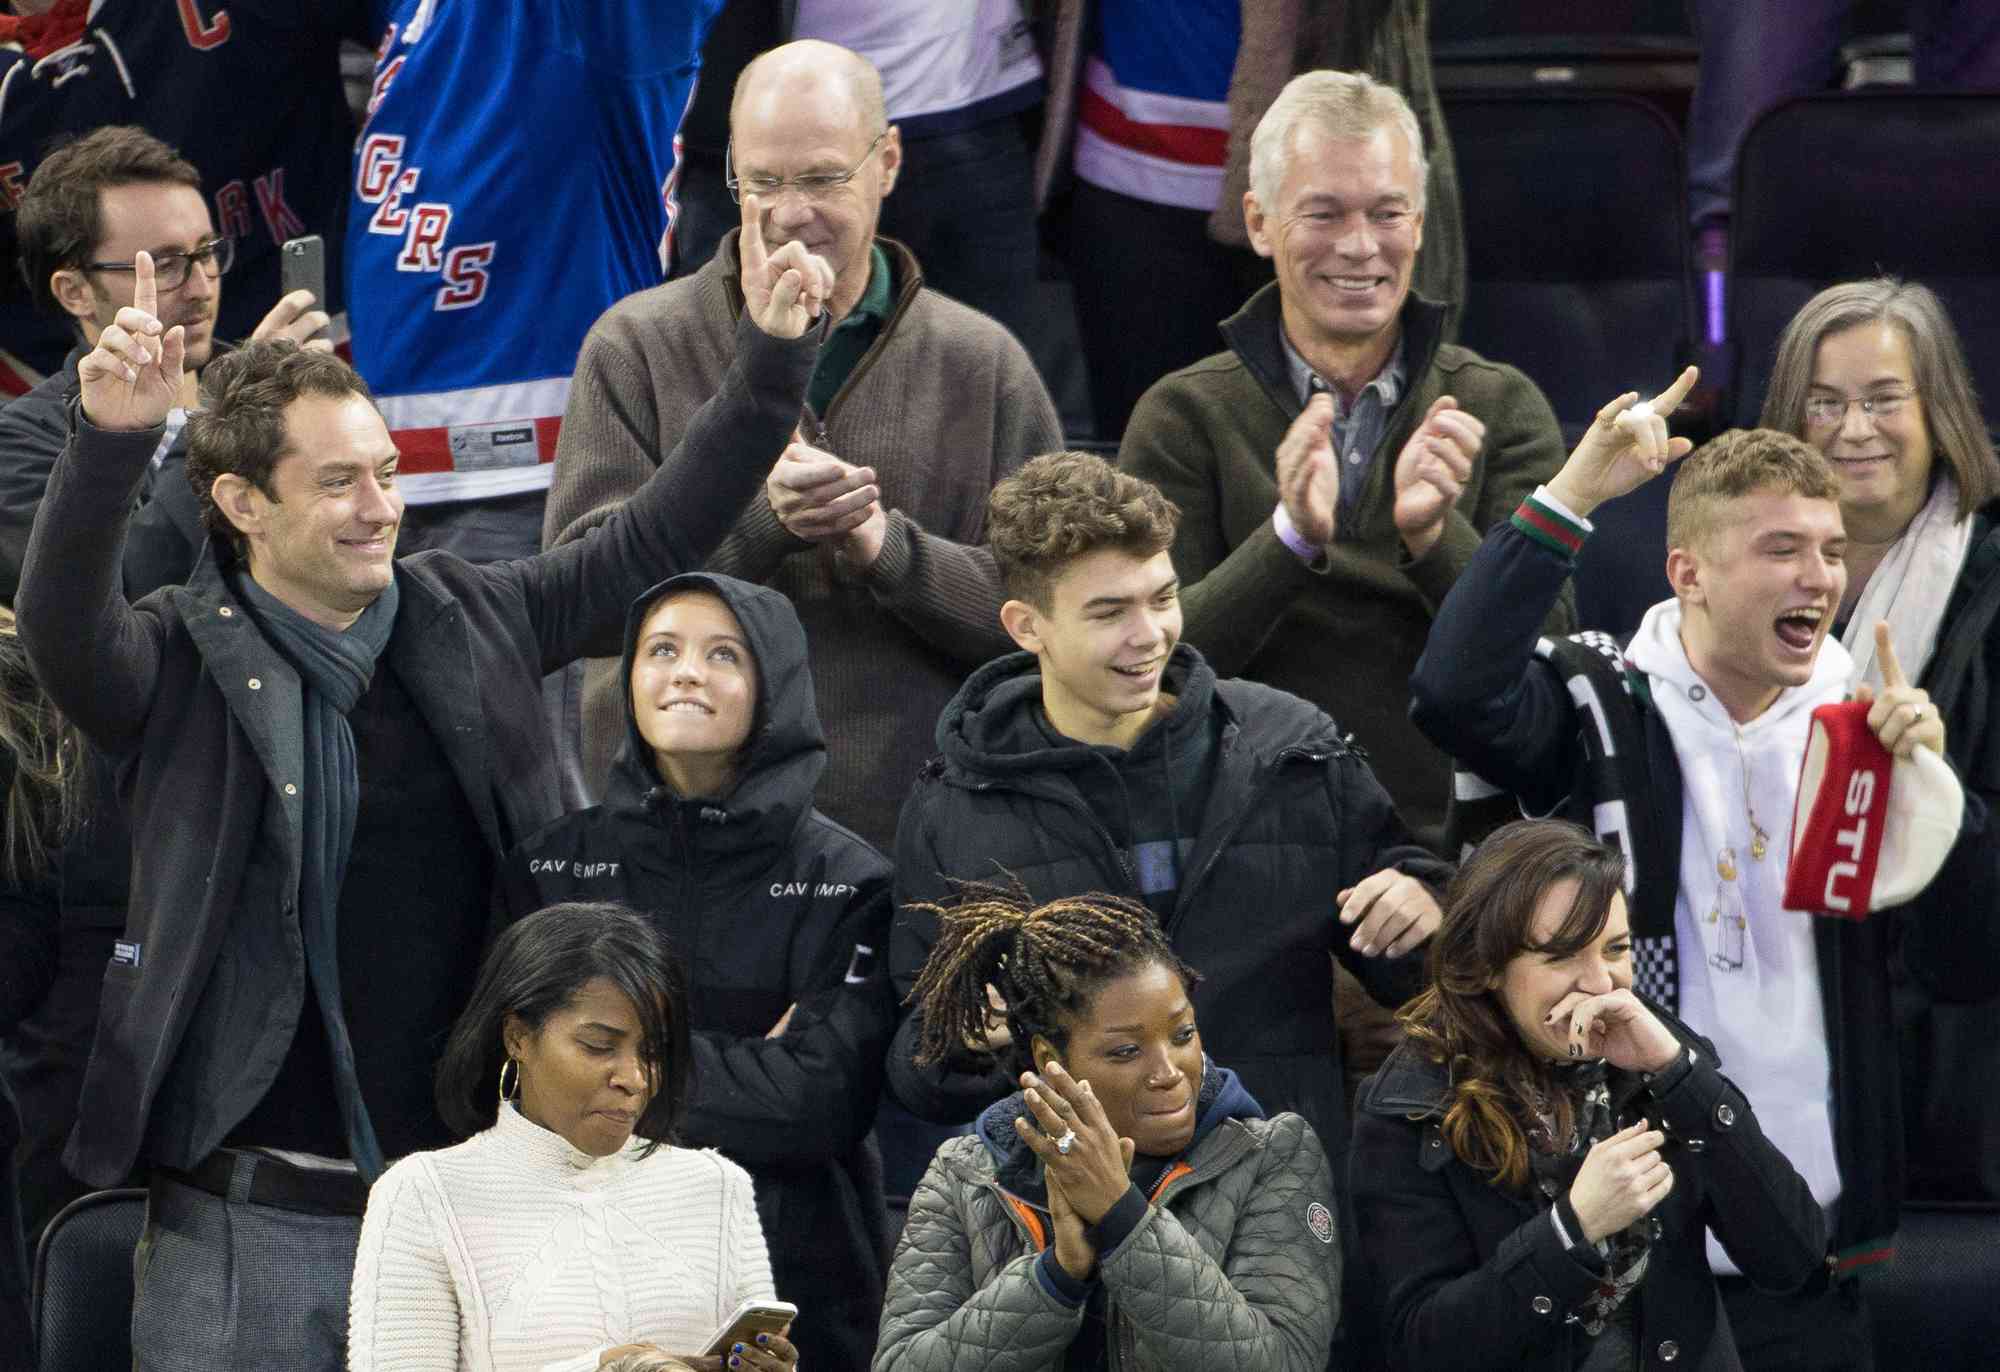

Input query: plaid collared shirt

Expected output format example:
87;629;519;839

1280;326;1406;519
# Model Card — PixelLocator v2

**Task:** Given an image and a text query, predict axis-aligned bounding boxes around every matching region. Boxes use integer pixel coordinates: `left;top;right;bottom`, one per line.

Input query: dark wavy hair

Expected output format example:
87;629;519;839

0;608;81;885
1398;820;1627;1191
907;878;1200;1076
435;902;693;1153
986;451;1181;611
185;341;374;557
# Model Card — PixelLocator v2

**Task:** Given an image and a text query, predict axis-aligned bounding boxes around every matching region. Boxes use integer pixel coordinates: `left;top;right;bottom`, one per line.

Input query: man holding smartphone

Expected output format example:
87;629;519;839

0;125;333;601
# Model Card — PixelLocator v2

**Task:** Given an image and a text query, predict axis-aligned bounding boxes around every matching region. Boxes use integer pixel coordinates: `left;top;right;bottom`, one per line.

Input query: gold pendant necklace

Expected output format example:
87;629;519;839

1734;724;1769;862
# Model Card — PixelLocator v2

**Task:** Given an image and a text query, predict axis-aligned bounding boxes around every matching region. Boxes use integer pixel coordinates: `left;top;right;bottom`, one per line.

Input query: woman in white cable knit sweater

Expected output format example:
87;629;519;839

348;902;801;1372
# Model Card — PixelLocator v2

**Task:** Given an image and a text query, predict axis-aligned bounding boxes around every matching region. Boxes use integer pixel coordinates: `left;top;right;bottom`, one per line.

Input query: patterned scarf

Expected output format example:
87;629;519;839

1526;1058;1652;1336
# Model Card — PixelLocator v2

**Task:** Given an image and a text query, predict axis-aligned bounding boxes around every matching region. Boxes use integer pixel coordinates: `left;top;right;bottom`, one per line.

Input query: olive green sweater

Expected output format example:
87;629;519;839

1118;285;1571;851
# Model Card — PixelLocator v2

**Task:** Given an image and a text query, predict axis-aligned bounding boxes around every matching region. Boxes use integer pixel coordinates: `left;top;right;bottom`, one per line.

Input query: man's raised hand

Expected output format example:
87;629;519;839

739;193;835;339
77;250;186;432
1276;391;1339;547
1393;395;1486;558
1545;365;1700;519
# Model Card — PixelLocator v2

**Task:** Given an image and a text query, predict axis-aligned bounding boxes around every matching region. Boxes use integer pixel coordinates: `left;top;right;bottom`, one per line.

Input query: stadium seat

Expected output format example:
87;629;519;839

1868;1202;2000;1370
1442;91;1692;442
32;1187;144;1372
1430;1;1696;100
1441;90;1692;634
1728;92;2000;429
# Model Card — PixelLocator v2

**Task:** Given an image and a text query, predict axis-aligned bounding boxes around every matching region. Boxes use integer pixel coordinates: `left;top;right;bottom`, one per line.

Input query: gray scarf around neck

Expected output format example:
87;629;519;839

232;569;400;1180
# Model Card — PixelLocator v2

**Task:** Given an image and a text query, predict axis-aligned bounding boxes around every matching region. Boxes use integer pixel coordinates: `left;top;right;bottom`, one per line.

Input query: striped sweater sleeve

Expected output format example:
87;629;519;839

1508;486;1593;560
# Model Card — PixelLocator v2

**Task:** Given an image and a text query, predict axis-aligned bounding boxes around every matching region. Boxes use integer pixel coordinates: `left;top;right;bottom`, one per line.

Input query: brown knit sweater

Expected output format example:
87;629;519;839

544;232;1063;849
1118;284;1572;852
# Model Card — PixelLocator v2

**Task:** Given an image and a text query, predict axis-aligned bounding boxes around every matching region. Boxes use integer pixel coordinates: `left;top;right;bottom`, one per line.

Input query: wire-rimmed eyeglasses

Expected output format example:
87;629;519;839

726;131;887;205
1803;388;1916;429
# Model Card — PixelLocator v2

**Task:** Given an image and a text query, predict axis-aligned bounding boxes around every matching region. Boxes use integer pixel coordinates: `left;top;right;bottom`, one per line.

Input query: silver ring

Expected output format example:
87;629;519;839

1055;1129;1077;1156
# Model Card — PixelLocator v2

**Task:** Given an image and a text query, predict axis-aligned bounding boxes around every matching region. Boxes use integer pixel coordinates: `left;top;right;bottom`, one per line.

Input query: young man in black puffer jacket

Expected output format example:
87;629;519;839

885;452;1450;1355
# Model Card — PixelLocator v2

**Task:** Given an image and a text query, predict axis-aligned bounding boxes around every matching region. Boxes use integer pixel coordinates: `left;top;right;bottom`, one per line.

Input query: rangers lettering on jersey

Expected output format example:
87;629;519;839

355;136;493;312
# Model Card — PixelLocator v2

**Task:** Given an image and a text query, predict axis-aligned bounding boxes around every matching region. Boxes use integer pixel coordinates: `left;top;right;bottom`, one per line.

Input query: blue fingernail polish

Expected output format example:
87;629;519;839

757;1334;770;1345
729;1358;740;1368
733;1344;744;1354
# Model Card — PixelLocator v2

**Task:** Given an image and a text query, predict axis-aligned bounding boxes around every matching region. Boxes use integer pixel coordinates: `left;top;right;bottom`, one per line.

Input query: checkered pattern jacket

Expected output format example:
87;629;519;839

1445;624;1683;1014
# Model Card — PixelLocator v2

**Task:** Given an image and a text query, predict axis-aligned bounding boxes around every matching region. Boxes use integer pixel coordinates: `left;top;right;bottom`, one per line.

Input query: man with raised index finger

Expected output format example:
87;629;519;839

1;126;335;603
0;126;344;1256
13;237;833;1372
545;38;1061;853
1118;70;1570;856
1410;368;1999;1369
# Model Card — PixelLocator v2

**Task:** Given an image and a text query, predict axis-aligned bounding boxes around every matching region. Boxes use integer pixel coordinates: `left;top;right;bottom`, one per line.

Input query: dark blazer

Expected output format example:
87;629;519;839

1894;502;2000;1201
1351;1013;1825;1372
14;315;814;1186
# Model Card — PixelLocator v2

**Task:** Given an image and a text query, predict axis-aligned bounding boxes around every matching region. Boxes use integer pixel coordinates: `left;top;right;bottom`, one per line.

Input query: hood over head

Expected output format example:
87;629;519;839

609;572;825;845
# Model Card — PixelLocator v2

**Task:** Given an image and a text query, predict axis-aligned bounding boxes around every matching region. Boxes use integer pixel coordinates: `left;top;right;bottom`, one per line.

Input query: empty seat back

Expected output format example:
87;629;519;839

1730;92;2000;428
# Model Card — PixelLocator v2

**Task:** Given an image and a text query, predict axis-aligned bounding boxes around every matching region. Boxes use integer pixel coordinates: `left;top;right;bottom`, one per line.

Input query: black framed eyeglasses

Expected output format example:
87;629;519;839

81;235;235;291
725;130;887;204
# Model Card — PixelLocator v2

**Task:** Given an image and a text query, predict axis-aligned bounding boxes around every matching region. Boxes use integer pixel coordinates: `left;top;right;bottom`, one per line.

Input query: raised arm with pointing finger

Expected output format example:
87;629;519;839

10;233;824;1216
1409;376;1999;1330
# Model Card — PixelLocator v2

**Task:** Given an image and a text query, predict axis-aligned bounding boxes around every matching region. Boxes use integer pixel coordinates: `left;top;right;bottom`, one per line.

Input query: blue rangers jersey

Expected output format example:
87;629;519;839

348;0;723;504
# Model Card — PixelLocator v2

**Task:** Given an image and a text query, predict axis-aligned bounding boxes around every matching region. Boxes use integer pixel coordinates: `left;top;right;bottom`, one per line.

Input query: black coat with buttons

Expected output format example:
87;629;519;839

14;316;814;1187
1349;1007;1825;1372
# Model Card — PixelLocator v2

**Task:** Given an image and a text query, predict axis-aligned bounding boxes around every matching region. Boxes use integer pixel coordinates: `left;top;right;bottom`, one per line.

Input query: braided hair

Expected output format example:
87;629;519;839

908;879;1200;1075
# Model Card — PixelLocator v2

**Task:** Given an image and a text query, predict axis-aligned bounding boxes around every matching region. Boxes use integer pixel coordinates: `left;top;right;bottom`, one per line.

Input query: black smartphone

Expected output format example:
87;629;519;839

279;235;328;340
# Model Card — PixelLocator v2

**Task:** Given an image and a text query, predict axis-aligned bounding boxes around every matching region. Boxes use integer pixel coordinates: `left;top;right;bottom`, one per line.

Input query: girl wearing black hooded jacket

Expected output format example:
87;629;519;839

505;573;895;1372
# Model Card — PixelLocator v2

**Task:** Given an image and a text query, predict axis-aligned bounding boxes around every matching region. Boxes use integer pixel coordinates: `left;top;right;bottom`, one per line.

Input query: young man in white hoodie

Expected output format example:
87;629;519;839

1409;367;1998;1372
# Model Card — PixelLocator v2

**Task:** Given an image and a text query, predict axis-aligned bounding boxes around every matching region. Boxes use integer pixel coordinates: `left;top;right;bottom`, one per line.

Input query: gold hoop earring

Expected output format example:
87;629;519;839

497;1057;520;1106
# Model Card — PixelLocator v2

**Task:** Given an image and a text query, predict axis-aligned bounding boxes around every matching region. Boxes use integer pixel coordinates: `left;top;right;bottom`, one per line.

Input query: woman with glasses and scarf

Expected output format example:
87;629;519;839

1761;279;2000;1206
1350;820;1824;1371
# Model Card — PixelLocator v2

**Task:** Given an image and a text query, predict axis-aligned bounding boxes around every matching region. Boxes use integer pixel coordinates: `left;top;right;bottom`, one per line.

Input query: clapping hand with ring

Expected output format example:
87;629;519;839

1015;1060;1136;1281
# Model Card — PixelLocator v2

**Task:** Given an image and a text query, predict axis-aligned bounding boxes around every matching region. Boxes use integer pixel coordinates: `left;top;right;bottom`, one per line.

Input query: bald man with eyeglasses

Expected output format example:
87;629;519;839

546;39;1062;856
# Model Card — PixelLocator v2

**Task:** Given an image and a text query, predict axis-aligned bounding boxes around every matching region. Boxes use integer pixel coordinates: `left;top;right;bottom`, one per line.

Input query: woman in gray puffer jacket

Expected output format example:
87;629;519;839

873;886;1337;1372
